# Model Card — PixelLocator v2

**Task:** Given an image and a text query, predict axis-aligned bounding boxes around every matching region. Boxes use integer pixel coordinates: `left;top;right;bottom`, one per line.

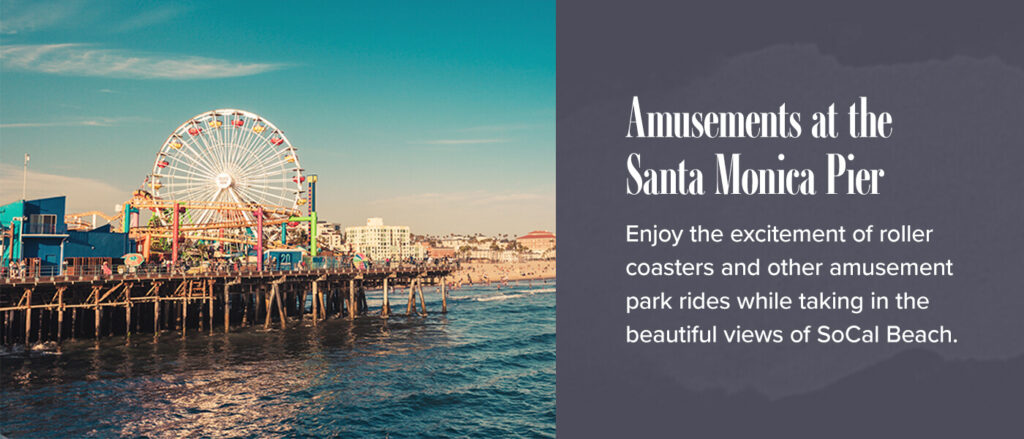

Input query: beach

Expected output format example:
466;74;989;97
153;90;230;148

451;260;556;285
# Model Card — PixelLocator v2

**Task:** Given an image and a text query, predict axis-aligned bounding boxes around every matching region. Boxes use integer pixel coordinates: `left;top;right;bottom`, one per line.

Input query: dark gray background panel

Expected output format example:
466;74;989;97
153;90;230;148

557;1;1024;437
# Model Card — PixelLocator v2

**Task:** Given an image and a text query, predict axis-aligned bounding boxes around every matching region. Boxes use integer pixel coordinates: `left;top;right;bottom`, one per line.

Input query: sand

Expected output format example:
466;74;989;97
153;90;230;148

450;260;556;284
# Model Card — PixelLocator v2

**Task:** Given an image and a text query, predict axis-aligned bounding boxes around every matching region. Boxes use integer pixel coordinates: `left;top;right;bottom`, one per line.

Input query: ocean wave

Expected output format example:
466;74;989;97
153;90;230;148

477;294;526;302
448;286;555;303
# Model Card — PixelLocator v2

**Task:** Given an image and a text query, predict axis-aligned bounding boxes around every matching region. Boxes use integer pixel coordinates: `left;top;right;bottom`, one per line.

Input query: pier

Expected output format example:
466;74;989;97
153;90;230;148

0;265;454;346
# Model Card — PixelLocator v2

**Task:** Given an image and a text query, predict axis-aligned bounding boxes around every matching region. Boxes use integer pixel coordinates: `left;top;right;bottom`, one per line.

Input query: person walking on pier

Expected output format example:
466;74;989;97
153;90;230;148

101;261;112;277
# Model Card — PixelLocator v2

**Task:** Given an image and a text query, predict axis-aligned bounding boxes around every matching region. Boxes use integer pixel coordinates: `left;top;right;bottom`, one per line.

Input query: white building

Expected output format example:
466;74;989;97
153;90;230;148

319;229;344;251
441;236;470;249
344;218;424;261
468;249;519;262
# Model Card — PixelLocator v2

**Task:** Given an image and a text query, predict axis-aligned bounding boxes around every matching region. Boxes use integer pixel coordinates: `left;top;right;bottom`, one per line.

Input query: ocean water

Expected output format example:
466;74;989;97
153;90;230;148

0;281;556;438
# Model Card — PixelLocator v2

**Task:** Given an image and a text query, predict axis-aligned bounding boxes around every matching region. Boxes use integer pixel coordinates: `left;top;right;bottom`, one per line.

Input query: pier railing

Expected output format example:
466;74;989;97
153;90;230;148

1;262;458;286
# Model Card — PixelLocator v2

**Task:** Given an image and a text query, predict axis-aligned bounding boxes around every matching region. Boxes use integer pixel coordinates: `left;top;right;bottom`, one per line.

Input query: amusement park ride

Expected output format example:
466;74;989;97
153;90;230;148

68;109;322;270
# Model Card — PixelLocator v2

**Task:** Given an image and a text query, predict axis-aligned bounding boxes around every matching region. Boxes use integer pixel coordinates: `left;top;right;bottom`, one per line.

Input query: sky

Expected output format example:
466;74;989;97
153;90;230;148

0;0;554;236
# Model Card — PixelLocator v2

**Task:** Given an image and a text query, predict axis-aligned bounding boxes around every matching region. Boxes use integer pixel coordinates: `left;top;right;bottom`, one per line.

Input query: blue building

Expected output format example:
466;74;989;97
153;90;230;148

65;224;135;259
1;196;134;274
263;249;304;271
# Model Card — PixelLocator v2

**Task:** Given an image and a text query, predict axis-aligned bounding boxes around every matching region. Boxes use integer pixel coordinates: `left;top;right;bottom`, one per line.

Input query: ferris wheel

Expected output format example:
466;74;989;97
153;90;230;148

146;109;305;230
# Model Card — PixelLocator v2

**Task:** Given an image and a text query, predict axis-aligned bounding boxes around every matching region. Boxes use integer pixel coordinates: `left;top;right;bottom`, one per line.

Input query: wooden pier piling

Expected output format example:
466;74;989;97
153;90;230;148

311;280;319;326
0;265;453;345
223;283;231;334
381;277;391;318
417;281;427;316
441;277;447;313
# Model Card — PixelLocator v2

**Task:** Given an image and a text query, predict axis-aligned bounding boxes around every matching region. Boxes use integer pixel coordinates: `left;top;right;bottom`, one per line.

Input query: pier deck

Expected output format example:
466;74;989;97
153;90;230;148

0;265;455;346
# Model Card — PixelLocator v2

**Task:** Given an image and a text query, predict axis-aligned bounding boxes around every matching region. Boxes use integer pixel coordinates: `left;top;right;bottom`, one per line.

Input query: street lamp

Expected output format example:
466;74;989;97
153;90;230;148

22;154;30;200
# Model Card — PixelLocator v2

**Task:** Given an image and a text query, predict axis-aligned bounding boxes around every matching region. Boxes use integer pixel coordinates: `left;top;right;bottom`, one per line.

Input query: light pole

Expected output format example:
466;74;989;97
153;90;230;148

22;153;30;200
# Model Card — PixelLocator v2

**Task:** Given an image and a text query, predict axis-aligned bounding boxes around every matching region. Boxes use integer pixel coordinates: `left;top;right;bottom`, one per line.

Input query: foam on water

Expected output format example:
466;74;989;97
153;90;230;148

477;293;527;302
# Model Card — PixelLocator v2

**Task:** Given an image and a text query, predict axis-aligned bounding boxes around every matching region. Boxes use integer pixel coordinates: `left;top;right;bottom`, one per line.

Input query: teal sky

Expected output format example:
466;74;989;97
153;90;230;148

0;0;554;236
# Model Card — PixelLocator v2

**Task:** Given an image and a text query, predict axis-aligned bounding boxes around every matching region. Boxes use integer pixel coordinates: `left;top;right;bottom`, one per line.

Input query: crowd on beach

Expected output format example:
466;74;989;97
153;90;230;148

450;260;556;286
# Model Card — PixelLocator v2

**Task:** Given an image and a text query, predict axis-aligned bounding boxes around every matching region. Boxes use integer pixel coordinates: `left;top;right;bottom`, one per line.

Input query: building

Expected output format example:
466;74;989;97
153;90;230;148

516;230;556;252
440;236;470;249
318;226;344;251
468;249;519;262
1;196;67;272
1;196;134;274
428;247;456;259
344;218;424;261
414;241;455;259
320;222;343;234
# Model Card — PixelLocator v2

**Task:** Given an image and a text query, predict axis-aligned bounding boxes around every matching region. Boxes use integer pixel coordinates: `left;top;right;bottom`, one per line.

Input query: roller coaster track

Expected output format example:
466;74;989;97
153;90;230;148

65;210;124;231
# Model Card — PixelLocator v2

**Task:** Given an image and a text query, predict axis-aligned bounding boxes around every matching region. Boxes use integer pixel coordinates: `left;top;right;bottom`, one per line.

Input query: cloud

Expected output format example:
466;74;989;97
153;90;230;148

370;190;548;207
0;0;84;34
0;164;126;214
97;88;115;93
412;139;508;145
0;117;137;128
1;1;180;35
113;6;181;32
0;44;285;79
457;123;545;132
